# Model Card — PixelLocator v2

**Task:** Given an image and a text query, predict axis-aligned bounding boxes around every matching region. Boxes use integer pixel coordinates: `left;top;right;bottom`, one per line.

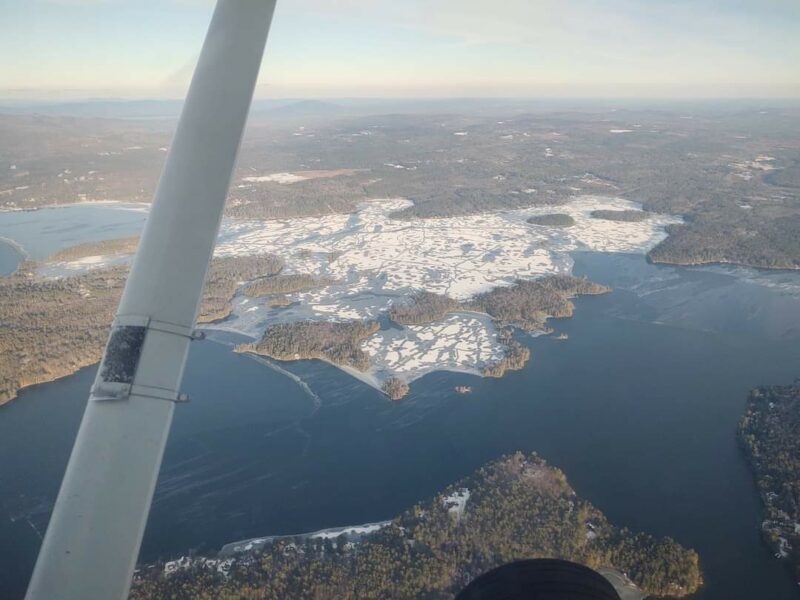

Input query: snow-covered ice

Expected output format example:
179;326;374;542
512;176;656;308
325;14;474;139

31;196;680;390
362;313;504;380
207;196;678;386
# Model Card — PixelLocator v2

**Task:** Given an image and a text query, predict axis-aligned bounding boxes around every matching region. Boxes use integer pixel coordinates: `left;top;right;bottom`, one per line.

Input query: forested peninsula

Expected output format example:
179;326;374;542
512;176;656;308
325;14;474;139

236;320;380;372
130;452;702;599
0;254;282;406
738;382;800;583
238;275;610;399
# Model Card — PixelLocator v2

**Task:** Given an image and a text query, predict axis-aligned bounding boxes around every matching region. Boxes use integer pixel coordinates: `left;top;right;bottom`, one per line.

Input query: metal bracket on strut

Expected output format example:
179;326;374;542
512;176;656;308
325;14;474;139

114;315;205;341
91;314;201;403
91;382;191;403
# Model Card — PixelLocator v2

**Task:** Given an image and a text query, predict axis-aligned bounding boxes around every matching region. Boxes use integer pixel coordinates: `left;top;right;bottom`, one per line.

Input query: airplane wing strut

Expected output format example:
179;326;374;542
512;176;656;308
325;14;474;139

26;2;277;598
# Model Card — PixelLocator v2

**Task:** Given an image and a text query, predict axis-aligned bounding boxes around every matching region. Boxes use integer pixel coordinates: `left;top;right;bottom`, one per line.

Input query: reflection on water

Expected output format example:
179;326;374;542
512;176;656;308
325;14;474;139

1;253;800;599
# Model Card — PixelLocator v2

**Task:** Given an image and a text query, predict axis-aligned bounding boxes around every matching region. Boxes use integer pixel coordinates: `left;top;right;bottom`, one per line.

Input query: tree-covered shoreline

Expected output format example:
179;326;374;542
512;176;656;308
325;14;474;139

130;452;702;599
242;275;610;400
738;382;800;584
0;253;283;406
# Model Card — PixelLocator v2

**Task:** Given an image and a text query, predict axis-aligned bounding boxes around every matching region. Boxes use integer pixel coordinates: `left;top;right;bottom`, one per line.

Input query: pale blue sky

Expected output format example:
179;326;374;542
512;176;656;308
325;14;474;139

2;0;799;99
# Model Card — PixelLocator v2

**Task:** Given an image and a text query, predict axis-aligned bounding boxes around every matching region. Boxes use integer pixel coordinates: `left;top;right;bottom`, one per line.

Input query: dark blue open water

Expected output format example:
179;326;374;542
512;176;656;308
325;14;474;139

1;252;799;599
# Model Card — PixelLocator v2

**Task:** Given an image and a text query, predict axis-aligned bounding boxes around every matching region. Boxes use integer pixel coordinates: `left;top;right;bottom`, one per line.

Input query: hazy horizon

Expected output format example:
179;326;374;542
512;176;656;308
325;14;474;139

2;0;799;101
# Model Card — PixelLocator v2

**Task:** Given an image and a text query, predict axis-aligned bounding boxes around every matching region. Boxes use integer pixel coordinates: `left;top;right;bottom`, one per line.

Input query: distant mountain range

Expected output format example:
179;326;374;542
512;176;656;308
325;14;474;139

0;97;642;121
0;98;347;120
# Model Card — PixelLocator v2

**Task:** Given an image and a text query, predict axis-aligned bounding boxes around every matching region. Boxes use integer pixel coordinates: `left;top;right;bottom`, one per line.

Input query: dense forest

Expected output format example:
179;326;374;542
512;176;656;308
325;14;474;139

389;291;460;325
589;210;648;222
738;382;800;582
648;216;800;270
197;255;284;323
130;452;702;599
241;272;335;298
237;320;380;372
466;275;610;332
482;329;530;378
482;339;530;378
527;213;576;228
0;253;283;405
391;276;609;333
0;264;125;405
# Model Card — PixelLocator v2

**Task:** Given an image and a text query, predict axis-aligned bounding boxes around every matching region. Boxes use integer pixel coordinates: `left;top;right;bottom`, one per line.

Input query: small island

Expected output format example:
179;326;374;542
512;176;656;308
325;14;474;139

382;377;410;401
130;452;702;599
738;382;800;583
527;213;576;228
47;236;141;261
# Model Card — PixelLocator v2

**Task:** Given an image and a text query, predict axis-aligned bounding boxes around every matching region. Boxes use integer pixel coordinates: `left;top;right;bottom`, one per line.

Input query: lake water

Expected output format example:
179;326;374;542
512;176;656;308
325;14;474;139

0;203;147;269
1;210;800;599
0;237;24;275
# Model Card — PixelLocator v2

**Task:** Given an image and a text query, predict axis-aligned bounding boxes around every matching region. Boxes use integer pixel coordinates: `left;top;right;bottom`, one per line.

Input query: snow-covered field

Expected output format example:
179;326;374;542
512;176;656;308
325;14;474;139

241;172;308;184
214;196;677;301
23;195;680;390
207;196;678;387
